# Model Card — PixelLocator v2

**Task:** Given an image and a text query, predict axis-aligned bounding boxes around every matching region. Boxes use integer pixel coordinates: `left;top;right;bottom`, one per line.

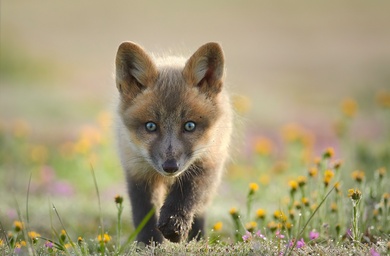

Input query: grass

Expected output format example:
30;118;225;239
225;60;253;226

0;95;390;255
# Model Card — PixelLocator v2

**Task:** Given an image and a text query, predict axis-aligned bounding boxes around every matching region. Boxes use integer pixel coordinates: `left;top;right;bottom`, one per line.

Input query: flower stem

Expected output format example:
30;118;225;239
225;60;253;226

116;203;123;254
352;201;360;243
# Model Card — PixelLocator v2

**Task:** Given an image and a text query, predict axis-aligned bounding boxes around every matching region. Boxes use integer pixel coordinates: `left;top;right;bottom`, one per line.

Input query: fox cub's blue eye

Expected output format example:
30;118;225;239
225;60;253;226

145;122;157;132
184;121;196;132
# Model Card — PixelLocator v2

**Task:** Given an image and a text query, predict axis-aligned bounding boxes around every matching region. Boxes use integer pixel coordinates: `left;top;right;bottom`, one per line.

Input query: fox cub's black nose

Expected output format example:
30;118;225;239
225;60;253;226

162;159;179;173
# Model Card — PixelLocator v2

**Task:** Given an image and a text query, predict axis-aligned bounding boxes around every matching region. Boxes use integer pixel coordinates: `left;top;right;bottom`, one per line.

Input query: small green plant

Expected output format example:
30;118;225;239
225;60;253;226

348;188;362;243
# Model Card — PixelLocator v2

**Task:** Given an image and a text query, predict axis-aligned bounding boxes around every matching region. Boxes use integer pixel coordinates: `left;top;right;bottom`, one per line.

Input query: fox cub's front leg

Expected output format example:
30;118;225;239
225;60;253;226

127;178;163;244
157;167;209;242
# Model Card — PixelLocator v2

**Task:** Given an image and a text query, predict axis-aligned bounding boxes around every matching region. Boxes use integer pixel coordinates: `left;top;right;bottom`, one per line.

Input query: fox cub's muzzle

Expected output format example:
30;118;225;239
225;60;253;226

162;159;179;174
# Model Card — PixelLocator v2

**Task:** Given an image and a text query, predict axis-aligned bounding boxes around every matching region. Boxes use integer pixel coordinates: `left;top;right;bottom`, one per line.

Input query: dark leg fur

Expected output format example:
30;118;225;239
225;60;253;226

127;178;163;245
157;166;212;243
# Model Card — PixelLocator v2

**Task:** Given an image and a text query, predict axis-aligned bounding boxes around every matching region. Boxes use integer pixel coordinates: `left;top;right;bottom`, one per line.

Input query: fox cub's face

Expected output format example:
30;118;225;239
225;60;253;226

116;42;225;177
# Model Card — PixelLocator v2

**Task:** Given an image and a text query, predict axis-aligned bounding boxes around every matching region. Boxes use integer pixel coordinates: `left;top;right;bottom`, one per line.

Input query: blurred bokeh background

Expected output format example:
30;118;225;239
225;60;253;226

1;1;389;239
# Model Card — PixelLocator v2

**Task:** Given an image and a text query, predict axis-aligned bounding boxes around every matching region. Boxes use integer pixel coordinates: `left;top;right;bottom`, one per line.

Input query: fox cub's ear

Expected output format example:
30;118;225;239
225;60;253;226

183;42;224;96
115;42;157;101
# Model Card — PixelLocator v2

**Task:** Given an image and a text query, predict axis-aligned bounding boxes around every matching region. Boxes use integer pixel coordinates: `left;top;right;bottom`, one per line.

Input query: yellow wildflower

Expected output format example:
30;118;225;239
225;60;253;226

28;231;41;243
297;176;307;187
323;170;334;187
331;203;338;213
301;197;310;207
285;222;293;230
324;170;334;179
229;207;238;219
341;98;358;118
323;147;335;159
229;207;237;215
249;183;259;193
293;200;301;209
115;195;124;204
334;182;341;193
313;157;322;166
308;167;318;177
323;177;332;187
254;137;273;156
288;209;295;219
348;189;362;201
351;170;365;183
377;167;386;179
14;221;23;232
213;221;223;231
273;210;287;222
256;208;266;219
288;180;298;193
267;221;281;231
383;193;390;205
245;221;257;232
97;233;111;243
333;160;343;170
60;229;67;242
0;239;3;247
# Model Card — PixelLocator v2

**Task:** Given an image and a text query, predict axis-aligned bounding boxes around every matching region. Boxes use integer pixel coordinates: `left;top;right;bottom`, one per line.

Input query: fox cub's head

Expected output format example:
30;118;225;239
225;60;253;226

116;42;227;177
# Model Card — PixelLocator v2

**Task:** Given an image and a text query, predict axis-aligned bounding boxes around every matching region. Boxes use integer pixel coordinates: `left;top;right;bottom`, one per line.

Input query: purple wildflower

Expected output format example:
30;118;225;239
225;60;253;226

256;230;266;240
242;231;252;242
370;247;380;256
309;230;319;240
275;230;285;239
346;228;352;238
296;238;305;248
45;241;54;249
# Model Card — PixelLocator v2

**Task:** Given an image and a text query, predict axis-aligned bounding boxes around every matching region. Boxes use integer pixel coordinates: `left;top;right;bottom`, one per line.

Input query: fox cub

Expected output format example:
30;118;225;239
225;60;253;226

115;42;232;244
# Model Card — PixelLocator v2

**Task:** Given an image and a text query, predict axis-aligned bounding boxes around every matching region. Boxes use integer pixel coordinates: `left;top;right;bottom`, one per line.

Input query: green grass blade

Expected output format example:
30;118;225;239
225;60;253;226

118;207;156;255
90;164;104;235
286;182;337;256
26;172;32;224
52;204;80;256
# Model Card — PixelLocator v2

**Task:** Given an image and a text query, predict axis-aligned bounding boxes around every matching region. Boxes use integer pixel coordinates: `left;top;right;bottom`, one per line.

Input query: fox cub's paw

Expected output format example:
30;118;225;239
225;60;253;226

157;213;192;243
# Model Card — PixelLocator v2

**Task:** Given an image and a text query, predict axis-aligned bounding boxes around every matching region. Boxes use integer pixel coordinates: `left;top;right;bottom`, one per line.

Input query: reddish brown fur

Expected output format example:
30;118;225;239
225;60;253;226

115;41;232;244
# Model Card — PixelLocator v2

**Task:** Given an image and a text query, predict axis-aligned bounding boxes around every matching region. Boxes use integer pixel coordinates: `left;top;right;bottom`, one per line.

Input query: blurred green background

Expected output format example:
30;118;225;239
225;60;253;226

1;0;389;239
